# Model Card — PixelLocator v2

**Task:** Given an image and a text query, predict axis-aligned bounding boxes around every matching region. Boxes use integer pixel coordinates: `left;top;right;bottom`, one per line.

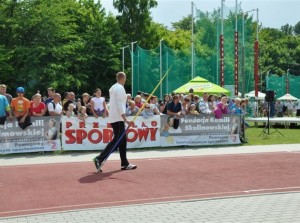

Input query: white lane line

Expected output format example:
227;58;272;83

1;186;300;216
1;151;300;168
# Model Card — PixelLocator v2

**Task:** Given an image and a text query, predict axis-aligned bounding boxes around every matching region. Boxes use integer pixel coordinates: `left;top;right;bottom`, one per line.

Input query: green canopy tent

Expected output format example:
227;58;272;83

173;76;231;96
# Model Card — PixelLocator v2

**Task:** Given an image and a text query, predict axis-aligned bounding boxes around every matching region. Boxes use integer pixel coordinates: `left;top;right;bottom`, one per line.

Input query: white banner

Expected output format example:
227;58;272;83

0;116;61;154
61;115;161;151
160;114;241;147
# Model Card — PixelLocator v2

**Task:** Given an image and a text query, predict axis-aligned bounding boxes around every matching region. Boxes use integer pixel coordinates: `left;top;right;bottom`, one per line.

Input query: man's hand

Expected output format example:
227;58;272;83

125;119;134;127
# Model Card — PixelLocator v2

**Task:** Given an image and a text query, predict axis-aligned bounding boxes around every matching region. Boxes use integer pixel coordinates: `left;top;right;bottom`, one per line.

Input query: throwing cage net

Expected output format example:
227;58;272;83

131;3;256;99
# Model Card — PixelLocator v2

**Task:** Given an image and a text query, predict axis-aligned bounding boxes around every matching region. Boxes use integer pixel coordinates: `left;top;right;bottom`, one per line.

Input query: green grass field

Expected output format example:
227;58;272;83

244;122;300;145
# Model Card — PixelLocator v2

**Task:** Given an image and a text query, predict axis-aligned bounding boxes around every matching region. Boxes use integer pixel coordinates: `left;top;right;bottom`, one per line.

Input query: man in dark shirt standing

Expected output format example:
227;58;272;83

167;94;182;129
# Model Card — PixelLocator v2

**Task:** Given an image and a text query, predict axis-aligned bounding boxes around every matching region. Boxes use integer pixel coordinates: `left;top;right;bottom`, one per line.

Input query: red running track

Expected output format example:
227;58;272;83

1;152;300;217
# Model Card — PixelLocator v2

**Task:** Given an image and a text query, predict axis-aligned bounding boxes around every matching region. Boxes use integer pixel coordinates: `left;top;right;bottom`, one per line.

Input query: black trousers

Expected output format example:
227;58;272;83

17;116;32;129
97;121;129;167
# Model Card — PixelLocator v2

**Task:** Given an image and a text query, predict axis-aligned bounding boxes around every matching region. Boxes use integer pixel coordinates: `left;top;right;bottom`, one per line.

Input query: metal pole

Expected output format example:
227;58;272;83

221;0;224;35
122;45;129;72
137;50;140;91
234;0;239;96
166;51;169;93
160;39;163;99
254;8;259;97
220;0;225;87
256;9;259;41
241;12;245;98
287;69;290;94
131;41;137;96
241;9;255;97
235;0;238;31
191;1;194;79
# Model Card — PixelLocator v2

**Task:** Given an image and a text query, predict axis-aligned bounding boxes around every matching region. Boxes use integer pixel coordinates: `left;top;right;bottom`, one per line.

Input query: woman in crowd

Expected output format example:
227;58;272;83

208;94;216;112
77;92;92;116
213;96;229;119
90;88;108;118
30;93;46;116
160;94;171;114
134;95;143;109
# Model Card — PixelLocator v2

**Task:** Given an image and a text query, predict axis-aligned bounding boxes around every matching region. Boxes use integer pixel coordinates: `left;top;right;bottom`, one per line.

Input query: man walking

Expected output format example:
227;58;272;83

93;72;137;172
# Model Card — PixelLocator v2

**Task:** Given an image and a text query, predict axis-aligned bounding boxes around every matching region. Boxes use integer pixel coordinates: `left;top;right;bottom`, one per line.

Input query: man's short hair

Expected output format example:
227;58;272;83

0;84;7;88
48;87;55;92
173;95;179;100
116;72;126;80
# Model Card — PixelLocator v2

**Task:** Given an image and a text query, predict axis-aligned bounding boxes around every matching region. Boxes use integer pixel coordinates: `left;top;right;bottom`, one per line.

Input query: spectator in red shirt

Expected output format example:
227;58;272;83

30;93;46;116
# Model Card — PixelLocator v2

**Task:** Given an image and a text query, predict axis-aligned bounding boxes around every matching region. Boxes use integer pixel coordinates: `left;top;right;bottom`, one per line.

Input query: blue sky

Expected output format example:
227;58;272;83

101;0;300;29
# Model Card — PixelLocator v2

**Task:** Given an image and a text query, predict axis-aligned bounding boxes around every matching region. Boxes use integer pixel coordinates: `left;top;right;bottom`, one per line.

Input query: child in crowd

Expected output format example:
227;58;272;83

77;106;88;121
65;103;76;118
189;103;199;115
126;100;139;116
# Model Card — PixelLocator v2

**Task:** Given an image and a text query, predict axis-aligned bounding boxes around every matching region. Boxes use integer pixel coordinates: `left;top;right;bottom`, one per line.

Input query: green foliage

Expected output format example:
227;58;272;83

0;0;299;98
259;27;300;82
172;15;193;31
0;0;121;96
281;23;293;35
294;21;300;35
113;0;158;48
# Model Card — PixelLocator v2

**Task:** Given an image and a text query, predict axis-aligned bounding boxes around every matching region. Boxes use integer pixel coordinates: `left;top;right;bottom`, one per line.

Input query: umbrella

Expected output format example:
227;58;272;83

277;93;298;101
173;76;230;96
245;90;266;100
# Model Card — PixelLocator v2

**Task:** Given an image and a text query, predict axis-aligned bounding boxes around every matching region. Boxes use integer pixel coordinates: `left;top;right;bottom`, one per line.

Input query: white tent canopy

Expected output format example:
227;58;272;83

277;93;298;101
245;90;266;100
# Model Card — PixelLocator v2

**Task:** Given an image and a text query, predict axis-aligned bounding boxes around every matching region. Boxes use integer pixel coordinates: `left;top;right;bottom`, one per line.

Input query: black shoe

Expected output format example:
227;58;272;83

93;157;103;172
121;163;137;170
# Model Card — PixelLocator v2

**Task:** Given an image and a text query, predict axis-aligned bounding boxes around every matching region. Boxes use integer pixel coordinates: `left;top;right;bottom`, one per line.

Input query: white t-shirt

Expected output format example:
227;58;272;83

108;83;126;123
48;101;62;115
91;97;105;111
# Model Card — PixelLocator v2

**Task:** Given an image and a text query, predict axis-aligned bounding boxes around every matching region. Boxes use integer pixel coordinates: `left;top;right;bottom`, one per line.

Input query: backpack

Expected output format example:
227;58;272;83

45;101;56;116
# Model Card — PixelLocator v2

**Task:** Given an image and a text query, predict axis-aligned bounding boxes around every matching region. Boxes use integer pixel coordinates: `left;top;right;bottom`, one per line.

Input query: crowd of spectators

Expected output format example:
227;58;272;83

2;83;299;131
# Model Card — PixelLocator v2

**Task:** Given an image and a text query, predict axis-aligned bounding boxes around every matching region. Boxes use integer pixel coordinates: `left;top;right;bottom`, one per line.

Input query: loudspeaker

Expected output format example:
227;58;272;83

265;90;275;102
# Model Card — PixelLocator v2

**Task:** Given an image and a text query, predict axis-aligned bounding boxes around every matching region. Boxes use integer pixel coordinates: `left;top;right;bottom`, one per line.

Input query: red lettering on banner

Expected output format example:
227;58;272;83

66;122;72;128
65;130;76;143
76;129;87;144
141;122;148;128
65;127;157;144
127;128;158;142
137;128;149;140
93;122;99;128
149;128;158;141
151;121;157;127
87;129;102;144
79;122;86;128
103;129;113;143
127;129;138;142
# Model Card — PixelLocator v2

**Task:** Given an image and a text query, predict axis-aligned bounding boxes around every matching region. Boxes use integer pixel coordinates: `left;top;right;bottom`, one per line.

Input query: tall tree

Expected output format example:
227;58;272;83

172;15;193;31
294;21;300;35
281;23;293;35
0;0;122;96
113;0;157;47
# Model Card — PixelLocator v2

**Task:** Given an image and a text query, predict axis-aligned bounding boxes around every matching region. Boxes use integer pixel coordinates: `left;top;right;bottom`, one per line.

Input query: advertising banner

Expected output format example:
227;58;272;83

160;114;241;147
0;116;61;154
61;115;161;151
